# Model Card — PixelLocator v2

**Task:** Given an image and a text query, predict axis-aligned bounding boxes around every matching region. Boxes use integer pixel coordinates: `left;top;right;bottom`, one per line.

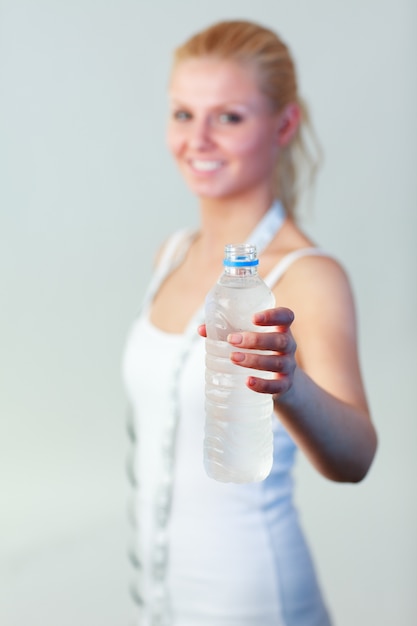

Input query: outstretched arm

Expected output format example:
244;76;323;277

199;257;377;483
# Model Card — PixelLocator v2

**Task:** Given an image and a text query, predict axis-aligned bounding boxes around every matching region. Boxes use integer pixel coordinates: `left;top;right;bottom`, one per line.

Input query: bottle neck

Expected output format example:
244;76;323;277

224;265;258;277
223;243;259;277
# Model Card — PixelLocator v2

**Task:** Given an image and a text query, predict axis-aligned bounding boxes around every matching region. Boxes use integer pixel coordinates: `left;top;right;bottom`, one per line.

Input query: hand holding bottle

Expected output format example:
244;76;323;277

229;306;297;399
199;305;297;401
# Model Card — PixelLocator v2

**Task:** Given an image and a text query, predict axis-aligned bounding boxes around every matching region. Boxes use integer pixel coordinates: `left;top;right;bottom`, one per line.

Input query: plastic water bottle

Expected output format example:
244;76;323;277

204;243;275;483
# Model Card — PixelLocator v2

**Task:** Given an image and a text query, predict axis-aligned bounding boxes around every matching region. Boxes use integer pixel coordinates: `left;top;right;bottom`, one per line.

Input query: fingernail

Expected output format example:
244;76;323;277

228;333;243;345
254;313;265;323
231;351;245;362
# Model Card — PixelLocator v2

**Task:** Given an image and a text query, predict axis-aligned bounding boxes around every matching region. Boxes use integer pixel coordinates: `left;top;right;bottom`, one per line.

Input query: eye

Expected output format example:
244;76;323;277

172;109;192;122
218;112;243;124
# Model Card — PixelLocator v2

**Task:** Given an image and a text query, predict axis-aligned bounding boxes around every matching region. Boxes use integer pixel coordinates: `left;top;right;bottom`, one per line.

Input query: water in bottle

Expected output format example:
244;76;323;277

204;243;275;483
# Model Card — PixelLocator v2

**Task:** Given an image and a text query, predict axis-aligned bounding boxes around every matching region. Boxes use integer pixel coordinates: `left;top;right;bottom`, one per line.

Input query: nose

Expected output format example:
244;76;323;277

189;116;214;151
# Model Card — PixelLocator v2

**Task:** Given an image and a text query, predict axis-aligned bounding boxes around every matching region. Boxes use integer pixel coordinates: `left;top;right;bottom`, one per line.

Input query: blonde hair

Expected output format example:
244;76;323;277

173;20;322;219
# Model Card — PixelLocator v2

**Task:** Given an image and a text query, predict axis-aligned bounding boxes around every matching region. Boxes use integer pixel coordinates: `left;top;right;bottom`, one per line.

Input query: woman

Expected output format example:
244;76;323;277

123;19;377;626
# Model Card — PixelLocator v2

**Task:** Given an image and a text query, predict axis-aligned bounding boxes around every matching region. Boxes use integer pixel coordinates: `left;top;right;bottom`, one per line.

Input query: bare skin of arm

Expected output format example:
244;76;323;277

199;256;377;483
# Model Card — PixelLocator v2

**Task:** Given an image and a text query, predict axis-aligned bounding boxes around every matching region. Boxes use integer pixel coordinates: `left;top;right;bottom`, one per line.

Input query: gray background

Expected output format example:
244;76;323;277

1;0;416;624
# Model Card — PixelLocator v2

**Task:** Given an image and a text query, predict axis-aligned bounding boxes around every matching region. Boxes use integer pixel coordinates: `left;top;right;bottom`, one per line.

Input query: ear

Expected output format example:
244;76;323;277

277;102;301;147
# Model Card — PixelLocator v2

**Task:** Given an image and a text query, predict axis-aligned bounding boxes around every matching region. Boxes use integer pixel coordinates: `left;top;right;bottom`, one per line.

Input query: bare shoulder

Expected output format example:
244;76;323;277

270;221;367;406
275;251;360;377
281;251;353;298
269;219;354;306
276;249;357;331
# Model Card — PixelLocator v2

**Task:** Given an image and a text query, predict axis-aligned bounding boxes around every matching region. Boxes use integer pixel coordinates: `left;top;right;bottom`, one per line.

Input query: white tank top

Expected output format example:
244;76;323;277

122;227;332;626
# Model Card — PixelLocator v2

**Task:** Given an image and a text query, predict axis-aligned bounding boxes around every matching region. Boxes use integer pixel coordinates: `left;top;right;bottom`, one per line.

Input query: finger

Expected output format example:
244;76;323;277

198;324;207;337
253;307;294;329
230;350;293;374
247;375;292;396
228;330;296;354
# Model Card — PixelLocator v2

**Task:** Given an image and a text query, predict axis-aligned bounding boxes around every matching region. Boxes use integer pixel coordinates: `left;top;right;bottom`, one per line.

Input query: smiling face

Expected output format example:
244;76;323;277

167;57;282;202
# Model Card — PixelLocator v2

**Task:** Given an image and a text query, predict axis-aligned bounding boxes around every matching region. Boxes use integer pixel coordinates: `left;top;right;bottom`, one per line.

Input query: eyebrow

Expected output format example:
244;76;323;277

168;97;258;112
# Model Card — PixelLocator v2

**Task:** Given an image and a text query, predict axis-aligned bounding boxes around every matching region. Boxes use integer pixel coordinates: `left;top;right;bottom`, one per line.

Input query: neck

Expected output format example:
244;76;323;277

197;190;277;261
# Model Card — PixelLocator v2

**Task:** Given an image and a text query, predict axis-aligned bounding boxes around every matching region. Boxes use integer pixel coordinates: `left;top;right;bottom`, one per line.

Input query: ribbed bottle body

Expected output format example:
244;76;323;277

204;246;275;483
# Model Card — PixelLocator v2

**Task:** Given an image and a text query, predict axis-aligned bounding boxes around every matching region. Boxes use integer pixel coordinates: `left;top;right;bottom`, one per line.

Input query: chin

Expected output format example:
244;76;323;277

184;180;224;198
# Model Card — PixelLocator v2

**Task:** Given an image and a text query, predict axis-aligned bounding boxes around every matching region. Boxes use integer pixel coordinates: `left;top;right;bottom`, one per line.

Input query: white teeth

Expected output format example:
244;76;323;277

191;160;223;171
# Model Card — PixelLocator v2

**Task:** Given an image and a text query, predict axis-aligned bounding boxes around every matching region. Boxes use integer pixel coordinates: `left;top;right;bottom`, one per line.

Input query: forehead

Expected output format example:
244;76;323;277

169;57;265;108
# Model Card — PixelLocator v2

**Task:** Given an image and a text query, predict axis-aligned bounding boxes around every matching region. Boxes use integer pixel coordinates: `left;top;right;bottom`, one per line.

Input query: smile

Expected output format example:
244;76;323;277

190;160;224;172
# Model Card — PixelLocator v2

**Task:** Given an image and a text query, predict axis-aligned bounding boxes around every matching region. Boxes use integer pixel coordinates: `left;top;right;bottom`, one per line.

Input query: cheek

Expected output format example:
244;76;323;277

233;139;276;173
229;128;276;159
229;129;279;181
